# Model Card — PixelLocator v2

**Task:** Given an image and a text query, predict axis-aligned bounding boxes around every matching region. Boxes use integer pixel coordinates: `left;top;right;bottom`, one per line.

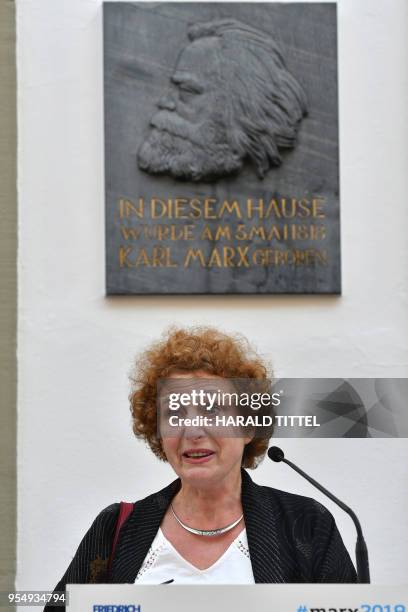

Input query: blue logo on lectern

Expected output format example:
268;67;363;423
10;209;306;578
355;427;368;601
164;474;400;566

93;606;141;612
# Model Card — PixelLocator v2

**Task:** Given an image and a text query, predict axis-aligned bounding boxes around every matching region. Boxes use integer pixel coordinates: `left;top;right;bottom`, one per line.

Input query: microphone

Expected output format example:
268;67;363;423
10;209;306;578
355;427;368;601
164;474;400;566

268;446;370;583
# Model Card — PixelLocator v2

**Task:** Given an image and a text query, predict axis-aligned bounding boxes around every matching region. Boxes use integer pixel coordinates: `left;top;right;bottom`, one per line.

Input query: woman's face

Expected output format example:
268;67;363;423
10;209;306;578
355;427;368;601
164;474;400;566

159;370;252;489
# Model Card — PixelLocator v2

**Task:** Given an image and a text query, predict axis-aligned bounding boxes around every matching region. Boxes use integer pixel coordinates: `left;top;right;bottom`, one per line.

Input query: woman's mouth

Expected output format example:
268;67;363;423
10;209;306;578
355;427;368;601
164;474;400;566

182;449;215;463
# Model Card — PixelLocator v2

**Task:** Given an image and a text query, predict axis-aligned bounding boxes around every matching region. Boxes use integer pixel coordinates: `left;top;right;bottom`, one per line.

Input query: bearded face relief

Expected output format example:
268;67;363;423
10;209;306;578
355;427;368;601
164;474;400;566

137;36;243;182
138;19;308;183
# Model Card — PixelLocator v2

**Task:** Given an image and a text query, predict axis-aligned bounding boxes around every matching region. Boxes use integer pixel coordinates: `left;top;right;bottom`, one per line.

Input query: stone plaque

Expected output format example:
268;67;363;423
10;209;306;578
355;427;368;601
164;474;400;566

104;2;340;294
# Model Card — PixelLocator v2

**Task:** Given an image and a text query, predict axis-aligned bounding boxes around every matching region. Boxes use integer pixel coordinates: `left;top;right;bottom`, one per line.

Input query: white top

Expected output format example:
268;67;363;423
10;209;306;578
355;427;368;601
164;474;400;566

134;528;255;584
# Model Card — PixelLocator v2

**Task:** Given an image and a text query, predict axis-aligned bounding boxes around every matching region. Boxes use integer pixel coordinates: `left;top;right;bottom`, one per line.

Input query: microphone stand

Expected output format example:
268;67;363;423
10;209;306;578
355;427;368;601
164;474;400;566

268;446;370;583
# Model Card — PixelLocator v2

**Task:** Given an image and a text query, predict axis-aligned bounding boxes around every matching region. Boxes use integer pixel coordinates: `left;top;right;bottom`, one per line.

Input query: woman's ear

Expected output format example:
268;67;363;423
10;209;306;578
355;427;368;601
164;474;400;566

244;430;255;445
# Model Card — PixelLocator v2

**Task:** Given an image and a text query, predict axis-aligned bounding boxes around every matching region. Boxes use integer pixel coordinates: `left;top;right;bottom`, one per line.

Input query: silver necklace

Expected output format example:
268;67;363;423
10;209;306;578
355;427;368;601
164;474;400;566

170;503;244;537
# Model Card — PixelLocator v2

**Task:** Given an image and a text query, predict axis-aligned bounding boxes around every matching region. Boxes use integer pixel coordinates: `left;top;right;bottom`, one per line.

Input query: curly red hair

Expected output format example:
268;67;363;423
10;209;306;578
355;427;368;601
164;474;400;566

129;326;274;468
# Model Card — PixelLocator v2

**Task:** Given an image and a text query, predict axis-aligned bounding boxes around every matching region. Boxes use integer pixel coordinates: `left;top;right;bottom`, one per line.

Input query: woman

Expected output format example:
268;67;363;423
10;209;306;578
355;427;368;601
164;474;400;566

45;327;356;609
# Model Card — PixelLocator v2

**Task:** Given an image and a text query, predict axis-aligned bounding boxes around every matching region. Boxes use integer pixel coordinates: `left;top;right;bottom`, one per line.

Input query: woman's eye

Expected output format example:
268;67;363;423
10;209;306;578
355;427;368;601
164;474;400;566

207;404;221;414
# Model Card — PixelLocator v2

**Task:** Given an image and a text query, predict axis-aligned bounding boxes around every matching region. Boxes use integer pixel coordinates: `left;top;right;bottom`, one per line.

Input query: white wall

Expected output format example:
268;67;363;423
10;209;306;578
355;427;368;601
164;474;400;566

17;0;408;599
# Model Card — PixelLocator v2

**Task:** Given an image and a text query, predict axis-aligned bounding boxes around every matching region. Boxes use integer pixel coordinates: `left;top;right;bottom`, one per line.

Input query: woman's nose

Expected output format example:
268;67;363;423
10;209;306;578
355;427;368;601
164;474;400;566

183;425;205;439
157;92;176;111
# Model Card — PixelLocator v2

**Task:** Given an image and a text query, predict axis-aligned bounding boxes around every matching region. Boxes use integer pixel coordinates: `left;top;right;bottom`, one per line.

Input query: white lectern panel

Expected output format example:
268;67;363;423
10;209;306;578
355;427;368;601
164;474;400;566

68;584;408;612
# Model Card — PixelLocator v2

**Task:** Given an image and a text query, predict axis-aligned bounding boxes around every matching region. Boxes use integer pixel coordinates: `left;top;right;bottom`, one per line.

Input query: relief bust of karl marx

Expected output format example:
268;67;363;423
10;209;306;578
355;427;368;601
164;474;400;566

138;19;308;183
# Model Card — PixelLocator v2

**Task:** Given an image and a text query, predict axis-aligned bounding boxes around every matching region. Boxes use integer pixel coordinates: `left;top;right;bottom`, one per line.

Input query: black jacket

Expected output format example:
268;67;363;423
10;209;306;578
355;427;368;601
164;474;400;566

44;469;357;610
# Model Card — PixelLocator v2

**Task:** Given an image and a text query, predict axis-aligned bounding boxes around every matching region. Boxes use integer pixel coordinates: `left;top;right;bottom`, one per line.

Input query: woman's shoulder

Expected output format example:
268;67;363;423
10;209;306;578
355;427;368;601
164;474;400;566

245;471;333;523
260;482;329;510
80;503;122;545
97;502;121;514
92;502;121;523
95;478;180;525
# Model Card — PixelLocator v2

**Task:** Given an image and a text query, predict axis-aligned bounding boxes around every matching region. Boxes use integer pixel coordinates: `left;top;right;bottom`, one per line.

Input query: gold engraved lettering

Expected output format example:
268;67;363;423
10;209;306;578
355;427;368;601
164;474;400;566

184;248;206;267
174;198;189;219
119;246;134;267
118;198;144;220
203;198;218;219
312;198;326;218
151;198;168;219
219;200;242;219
